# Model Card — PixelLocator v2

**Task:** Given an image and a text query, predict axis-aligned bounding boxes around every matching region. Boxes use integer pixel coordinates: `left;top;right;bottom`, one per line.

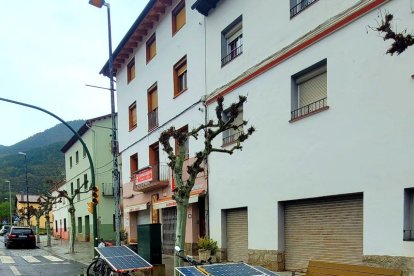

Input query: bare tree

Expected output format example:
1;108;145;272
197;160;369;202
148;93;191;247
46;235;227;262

159;95;255;271
55;179;90;254
39;194;59;247
30;205;44;244
373;12;414;55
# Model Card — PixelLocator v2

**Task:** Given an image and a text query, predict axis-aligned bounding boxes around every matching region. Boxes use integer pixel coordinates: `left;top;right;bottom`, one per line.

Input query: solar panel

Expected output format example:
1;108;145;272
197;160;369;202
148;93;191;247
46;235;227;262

201;263;265;276
254;266;280;276
95;245;152;272
176;266;206;276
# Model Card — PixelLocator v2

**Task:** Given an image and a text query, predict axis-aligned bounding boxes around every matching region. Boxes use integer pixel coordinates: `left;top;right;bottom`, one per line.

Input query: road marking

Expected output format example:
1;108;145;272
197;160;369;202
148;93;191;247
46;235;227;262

43;255;64;262
21;256;41;263
0;255;15;263
10;266;21;275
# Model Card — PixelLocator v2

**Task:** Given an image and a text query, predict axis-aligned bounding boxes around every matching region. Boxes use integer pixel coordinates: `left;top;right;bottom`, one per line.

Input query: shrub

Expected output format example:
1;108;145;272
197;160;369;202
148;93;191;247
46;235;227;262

197;236;218;254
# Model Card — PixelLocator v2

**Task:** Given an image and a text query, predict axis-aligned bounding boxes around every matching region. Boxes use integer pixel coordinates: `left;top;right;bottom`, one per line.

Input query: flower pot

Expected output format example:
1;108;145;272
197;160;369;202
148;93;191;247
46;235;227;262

198;249;211;261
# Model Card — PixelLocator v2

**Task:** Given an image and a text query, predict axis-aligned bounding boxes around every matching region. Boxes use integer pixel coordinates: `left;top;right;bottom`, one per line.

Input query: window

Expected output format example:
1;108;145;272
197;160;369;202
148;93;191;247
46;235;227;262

221;16;243;67
174;56;187;97
70;182;74;196
148;84;159;131
146;34;156;63
222;107;244;145
172;1;186;35
82;147;86;158
64;218;67;232
130;153;138;177
290;0;318;18
175;125;189;159
127;58;135;83
404;188;414;241
69;156;73;168
78;217;82;233
75;151;79;164
129;102;137;130
84;174;88;190
291;60;327;121
55;221;58;232
77;178;80;201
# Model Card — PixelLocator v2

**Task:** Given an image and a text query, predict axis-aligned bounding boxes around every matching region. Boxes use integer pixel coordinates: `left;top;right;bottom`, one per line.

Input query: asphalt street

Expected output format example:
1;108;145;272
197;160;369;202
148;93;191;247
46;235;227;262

0;236;87;276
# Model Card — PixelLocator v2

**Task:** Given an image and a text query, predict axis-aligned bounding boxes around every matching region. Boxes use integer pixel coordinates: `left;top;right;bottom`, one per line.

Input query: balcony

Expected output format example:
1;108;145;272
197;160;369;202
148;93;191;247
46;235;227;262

102;183;114;197
221;44;243;67
148;108;159;131
290;97;328;121
290;0;318;18
133;163;169;193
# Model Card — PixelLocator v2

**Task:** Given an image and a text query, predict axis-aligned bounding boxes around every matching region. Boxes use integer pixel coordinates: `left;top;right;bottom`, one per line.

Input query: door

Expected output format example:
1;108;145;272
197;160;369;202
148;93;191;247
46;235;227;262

84;215;90;242
162;207;177;254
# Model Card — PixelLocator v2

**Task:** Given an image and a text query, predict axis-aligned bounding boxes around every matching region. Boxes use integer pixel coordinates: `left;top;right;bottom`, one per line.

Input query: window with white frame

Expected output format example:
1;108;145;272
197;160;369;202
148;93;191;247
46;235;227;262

222;107;243;145
291;60;327;120
221;16;243;67
404;188;414;241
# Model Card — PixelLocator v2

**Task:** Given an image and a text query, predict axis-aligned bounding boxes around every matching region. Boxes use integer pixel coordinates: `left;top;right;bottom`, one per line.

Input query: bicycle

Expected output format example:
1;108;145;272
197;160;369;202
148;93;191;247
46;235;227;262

86;238;114;276
175;246;212;266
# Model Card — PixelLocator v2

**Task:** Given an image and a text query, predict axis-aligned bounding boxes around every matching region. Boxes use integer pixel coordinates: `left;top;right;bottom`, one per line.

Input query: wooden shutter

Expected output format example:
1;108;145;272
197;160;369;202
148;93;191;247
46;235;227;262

284;194;363;271
177;62;187;76
151;89;158;110
149;40;156;59
226;208;248;262
175;5;186;32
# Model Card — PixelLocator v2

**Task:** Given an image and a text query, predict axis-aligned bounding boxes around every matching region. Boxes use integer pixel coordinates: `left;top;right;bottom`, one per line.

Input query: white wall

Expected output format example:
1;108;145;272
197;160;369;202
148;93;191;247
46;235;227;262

206;0;414;257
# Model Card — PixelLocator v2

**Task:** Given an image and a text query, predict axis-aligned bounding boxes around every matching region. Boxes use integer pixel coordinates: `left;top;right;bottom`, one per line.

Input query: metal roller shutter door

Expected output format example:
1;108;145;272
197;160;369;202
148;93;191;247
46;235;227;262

226;208;248;262
284;194;363;271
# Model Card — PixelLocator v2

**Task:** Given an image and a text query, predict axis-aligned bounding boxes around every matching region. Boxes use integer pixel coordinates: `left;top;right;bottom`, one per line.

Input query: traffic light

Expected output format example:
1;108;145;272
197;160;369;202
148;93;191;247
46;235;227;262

92;186;100;204
87;202;93;214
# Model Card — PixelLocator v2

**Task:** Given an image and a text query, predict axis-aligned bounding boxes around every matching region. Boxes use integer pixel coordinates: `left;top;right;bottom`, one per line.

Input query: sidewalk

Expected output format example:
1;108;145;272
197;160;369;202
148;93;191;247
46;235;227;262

37;235;174;275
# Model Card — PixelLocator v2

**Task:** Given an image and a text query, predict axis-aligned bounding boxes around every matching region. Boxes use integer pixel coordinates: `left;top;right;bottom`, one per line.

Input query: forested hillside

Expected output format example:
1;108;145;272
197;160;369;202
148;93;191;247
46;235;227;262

0;120;85;198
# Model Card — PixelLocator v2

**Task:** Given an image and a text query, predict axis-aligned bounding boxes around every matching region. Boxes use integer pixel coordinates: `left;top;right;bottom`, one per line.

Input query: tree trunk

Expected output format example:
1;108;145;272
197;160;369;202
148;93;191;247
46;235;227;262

174;199;188;276
45;213;51;247
36;219;40;243
69;204;76;254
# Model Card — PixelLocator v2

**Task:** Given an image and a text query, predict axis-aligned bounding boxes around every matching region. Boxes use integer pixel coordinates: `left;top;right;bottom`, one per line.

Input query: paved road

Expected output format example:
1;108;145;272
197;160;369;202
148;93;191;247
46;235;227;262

0;236;87;276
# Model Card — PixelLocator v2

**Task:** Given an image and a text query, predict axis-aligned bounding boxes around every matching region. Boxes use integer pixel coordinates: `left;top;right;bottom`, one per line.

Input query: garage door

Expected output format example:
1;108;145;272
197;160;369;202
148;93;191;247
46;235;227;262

284;194;363;270
226;208;248;262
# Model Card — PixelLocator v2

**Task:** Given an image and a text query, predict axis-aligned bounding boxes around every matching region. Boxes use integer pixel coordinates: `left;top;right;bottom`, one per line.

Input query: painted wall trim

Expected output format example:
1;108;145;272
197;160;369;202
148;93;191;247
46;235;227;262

206;0;389;105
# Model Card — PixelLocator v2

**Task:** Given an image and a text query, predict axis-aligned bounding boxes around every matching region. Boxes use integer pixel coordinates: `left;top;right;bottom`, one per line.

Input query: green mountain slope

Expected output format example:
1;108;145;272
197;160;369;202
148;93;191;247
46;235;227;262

0;120;85;196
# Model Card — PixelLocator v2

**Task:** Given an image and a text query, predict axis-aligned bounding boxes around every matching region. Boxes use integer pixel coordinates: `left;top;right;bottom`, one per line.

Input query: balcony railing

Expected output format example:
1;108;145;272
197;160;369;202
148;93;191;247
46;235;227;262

148;108;159;131
133;163;169;192
102;183;114;197
223;131;241;146
221;44;243;67
291;97;327;120
290;0;318;18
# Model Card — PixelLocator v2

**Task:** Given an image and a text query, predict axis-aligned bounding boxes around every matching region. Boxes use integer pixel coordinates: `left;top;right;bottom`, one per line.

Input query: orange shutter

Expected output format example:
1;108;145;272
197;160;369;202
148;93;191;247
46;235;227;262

175;7;186;31
149;40;156;59
151;90;158;110
177;62;187;76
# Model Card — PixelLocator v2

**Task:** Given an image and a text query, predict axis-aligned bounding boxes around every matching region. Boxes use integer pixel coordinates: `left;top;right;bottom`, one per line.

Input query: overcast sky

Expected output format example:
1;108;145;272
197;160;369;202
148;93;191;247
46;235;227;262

0;0;147;146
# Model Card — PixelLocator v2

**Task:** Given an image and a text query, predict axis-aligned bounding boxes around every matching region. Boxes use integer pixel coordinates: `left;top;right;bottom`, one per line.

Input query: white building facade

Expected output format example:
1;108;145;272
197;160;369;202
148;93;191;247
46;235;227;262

197;0;414;273
102;0;208;253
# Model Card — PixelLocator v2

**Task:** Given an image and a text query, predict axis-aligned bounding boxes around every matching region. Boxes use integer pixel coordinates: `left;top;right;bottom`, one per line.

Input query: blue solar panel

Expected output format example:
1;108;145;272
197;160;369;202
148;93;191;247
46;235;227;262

176;266;206;276
254;266;280;276
95;245;152;272
201;263;265;275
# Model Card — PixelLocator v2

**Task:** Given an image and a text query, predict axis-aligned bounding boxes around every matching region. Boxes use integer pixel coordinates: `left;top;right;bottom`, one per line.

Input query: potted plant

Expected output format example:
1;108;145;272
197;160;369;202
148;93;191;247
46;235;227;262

197;236;218;262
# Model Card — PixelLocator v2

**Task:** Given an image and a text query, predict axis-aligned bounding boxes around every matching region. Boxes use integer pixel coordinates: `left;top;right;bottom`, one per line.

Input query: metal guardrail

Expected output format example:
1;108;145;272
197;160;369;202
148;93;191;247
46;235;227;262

291;97;327;120
290;0;318;18
221;44;243;67
223;131;241;145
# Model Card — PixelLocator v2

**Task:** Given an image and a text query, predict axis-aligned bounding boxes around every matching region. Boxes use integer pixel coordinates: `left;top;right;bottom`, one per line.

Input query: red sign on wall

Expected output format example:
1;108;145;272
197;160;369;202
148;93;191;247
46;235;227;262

136;167;153;184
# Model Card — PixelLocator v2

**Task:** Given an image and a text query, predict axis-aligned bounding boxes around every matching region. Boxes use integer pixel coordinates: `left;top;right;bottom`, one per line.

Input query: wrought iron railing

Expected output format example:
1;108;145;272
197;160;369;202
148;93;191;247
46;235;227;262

290;0;318;18
221;44;243;67
223;131;241;145
152;163;169;182
102;183;114;196
291;97;327;120
148;108;158;131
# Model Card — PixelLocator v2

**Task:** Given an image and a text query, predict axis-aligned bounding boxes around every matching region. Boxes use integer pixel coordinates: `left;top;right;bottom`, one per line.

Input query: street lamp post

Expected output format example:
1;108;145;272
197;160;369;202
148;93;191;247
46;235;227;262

89;0;121;246
4;181;12;225
18;152;30;226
